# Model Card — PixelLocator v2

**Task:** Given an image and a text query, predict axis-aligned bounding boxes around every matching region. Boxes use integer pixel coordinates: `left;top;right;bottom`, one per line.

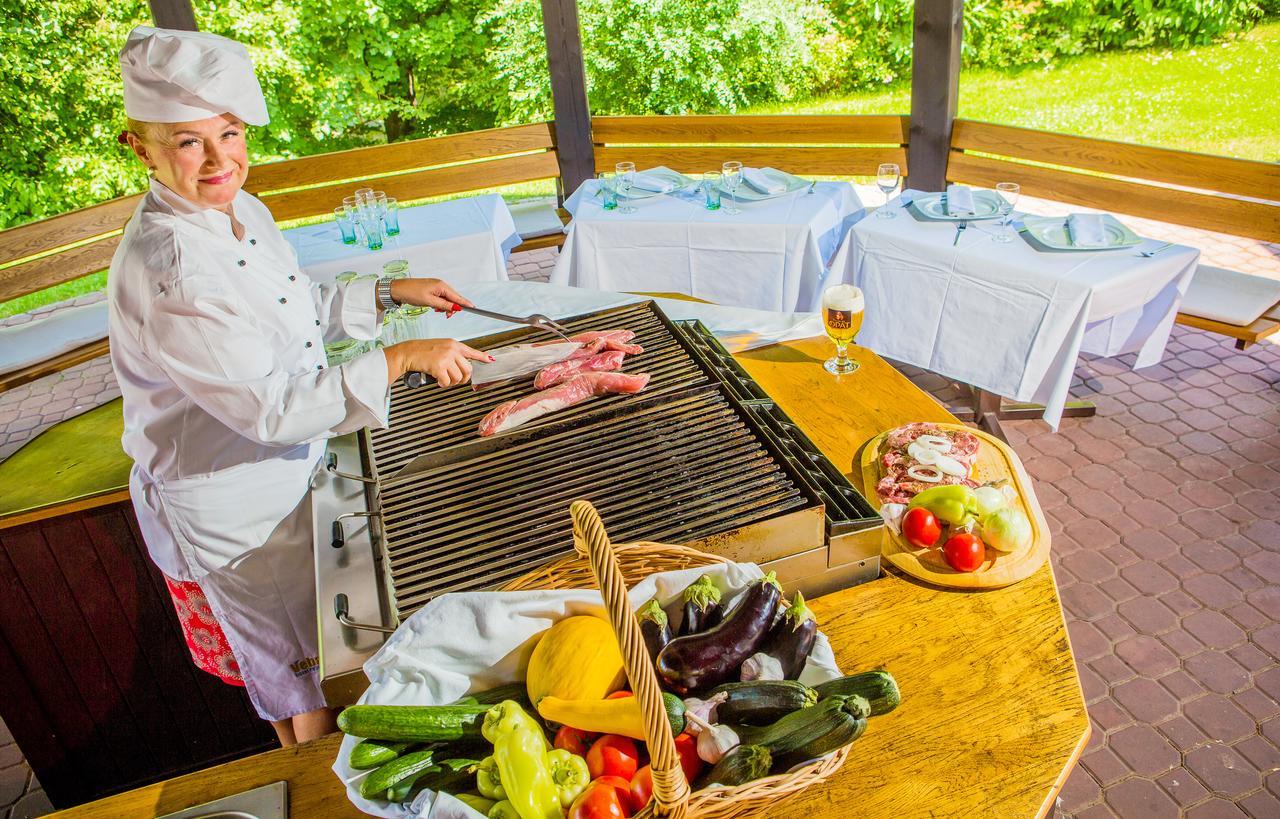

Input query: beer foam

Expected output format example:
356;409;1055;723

823;284;864;312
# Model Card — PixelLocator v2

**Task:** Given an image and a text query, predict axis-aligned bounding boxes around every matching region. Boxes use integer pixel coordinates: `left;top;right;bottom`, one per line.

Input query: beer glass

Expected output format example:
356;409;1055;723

822;284;865;375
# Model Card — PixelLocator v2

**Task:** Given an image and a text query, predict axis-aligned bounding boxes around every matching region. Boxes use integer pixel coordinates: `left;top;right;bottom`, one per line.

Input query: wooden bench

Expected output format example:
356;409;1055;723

0;122;569;393
947;119;1280;348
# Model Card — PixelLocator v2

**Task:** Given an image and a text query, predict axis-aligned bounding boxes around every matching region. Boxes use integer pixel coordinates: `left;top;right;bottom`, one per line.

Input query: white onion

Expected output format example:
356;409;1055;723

935;455;968;477
907;441;940;464
907;465;943;483
916;434;953;453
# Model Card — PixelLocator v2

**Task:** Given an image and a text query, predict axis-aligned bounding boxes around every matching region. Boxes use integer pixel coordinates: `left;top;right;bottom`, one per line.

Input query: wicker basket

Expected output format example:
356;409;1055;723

500;501;850;819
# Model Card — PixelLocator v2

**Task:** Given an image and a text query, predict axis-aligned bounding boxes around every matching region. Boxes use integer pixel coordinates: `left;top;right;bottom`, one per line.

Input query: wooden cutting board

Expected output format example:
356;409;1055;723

860;423;1051;589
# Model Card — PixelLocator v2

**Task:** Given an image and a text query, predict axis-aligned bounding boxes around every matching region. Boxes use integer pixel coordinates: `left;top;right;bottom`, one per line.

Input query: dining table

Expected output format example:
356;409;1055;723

282;194;521;285
550;173;864;313
826;189;1201;432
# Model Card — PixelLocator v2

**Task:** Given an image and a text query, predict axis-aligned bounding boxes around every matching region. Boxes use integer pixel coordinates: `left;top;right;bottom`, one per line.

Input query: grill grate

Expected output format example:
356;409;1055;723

376;386;811;617
369;302;708;475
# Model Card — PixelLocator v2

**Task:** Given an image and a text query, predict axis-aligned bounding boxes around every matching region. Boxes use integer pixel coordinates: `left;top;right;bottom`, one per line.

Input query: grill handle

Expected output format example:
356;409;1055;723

570;501;689;816
333;593;396;634
331;511;380;549
327;452;376;484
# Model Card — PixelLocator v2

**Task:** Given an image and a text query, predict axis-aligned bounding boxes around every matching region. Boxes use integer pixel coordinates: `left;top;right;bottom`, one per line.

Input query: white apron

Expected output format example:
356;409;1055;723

108;178;391;720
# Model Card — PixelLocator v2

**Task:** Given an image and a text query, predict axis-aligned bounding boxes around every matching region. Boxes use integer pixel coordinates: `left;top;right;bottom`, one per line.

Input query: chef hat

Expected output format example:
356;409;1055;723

119;26;269;126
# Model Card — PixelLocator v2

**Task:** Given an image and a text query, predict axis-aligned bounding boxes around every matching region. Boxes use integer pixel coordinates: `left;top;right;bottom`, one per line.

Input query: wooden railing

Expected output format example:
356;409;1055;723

0;121;562;306
947;120;1280;243
592;115;910;177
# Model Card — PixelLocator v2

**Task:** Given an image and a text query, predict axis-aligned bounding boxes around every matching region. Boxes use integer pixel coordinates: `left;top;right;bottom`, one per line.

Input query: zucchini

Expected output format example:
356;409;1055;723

772;714;867;771
708;680;817;726
734;695;869;758
662;692;687;735
386;757;478;802
694;745;772;789
338;703;490;742
359;749;437;799
813;670;901;716
350;739;412;770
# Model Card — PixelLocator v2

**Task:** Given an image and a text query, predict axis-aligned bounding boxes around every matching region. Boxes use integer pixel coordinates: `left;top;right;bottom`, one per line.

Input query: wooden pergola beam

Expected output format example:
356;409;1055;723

540;0;596;199
148;0;197;30
907;0;963;191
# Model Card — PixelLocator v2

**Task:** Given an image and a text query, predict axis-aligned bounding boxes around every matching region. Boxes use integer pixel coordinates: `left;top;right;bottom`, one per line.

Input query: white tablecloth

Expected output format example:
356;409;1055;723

550;178;864;312
283;194;520;285
827;190;1201;428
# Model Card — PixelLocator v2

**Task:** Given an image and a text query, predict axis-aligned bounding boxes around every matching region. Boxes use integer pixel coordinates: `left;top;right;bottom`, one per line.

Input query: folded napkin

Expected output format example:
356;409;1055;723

1066;213;1108;248
630;170;677;193
742;167;788;195
945;184;976;217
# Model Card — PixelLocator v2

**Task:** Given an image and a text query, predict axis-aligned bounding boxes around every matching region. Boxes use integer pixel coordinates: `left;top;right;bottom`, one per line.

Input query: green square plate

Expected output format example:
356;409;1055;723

909;189;1007;221
1020;214;1142;251
621;166;698;199
719;167;810;201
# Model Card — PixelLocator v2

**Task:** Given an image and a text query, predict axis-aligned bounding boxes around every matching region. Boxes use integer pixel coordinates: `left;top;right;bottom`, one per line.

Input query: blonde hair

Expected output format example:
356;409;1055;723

124;117;155;142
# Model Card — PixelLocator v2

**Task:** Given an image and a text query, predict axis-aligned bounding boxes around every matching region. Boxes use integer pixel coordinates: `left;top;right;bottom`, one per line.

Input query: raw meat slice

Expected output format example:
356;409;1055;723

534;350;626;389
571;330;643;355
478;371;651;436
876;422;982;504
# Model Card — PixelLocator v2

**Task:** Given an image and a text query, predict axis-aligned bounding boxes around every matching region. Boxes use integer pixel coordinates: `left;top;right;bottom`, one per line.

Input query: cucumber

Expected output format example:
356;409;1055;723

772;714;867;771
734;695;869;759
350;739;413;770
694;745;772;789
709;680;817;726
338;703;490;742
470;682;533;707
813;670;901;716
386;758;478;802
359;749;437;799
662;692;687;735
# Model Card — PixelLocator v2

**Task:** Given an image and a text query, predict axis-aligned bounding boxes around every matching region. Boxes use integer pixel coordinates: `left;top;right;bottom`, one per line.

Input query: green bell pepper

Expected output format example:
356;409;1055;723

545;748;590;808
494;724;563;819
907;484;980;526
475;756;507;801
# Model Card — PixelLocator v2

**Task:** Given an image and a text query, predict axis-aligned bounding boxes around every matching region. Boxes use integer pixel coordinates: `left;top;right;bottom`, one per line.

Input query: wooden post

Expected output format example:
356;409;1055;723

907;0;963;191
540;0;595;199
148;0;198;30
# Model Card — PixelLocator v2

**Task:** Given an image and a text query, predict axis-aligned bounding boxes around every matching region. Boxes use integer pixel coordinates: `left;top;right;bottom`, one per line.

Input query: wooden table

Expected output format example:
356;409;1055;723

52;338;1088;818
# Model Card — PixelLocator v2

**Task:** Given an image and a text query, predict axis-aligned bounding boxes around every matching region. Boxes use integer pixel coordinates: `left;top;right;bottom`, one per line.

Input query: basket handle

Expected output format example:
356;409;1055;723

570;501;689;818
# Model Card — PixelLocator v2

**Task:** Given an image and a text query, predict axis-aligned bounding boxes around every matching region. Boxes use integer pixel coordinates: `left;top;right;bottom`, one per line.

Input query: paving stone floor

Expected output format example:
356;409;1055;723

1;217;1278;816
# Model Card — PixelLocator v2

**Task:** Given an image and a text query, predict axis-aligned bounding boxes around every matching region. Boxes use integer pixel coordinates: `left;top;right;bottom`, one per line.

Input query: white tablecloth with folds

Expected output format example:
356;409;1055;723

827;190;1200;428
283;194;520;285
550;179;864;312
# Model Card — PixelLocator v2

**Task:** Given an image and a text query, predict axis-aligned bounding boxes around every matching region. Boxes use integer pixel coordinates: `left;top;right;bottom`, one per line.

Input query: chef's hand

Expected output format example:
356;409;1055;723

384;339;493;387
388;278;475;314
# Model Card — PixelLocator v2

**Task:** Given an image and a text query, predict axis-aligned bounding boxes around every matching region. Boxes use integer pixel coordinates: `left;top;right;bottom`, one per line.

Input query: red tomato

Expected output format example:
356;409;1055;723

629;766;654;811
943;532;986;572
554;725;598;756
593;775;634;815
606;690;634;700
673;731;705;782
901;506;941;548
569;782;628;819
586;734;639;782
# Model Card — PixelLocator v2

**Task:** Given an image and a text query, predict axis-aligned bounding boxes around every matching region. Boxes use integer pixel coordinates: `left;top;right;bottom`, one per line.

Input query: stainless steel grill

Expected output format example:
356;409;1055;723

315;300;884;701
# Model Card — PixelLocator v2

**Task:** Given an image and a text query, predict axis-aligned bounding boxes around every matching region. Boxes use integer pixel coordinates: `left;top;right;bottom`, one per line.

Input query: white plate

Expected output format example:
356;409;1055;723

719;168;810;201
910;190;1006;221
620;166;697;199
1020;214;1142;250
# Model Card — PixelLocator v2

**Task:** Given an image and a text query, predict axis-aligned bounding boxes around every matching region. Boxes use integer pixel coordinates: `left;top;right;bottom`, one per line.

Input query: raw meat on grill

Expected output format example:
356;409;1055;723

571;330;644;355
534;350;626;389
478;371;651;436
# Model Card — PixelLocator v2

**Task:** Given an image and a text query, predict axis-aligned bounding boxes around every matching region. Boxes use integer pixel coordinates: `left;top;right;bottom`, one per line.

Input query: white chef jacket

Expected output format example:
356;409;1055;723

107;178;391;720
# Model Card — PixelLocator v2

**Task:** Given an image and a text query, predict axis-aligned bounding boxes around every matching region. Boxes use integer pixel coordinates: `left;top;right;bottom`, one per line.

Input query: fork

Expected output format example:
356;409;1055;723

952;220;968;246
1137;242;1174;258
806;180;817;195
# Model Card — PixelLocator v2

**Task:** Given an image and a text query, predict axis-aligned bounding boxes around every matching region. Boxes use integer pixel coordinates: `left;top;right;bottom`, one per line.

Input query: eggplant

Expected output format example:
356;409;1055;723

678;574;723;636
757;592;818;680
637;597;672;661
656;572;783;694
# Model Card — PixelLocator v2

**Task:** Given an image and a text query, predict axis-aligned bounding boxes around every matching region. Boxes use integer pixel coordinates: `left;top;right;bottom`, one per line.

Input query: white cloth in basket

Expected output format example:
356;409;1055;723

332;561;843;818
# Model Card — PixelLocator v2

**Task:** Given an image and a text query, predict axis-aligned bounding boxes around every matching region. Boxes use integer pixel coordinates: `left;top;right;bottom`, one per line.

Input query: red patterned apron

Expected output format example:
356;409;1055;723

162;574;245;687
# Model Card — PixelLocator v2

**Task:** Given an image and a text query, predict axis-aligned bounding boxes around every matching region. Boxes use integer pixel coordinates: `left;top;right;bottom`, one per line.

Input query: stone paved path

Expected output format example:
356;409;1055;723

1;208;1278;816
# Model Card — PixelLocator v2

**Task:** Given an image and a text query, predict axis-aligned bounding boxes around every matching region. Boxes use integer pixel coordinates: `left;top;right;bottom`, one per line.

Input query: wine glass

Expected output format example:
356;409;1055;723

821;284;865;375
875;163;901;219
615;162;637;214
994;182;1021;243
721;161;743;215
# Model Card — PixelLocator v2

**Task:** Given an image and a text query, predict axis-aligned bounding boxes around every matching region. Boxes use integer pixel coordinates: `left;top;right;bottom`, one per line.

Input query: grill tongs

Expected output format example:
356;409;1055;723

404;307;575;388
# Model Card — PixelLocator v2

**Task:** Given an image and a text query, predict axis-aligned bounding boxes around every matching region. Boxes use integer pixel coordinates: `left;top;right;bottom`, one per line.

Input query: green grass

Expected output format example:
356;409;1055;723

4;23;1277;319
749;20;1280;163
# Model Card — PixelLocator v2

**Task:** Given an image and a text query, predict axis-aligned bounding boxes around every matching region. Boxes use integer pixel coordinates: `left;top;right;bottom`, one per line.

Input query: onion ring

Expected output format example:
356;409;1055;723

916;434;953;453
906;465;943;483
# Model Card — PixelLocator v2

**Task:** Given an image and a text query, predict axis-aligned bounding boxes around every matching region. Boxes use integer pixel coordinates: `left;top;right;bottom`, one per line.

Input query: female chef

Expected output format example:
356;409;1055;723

107;26;486;745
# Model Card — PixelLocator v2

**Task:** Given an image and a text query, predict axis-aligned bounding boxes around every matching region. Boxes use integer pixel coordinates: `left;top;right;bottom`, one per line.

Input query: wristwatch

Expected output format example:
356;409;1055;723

376;277;400;312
